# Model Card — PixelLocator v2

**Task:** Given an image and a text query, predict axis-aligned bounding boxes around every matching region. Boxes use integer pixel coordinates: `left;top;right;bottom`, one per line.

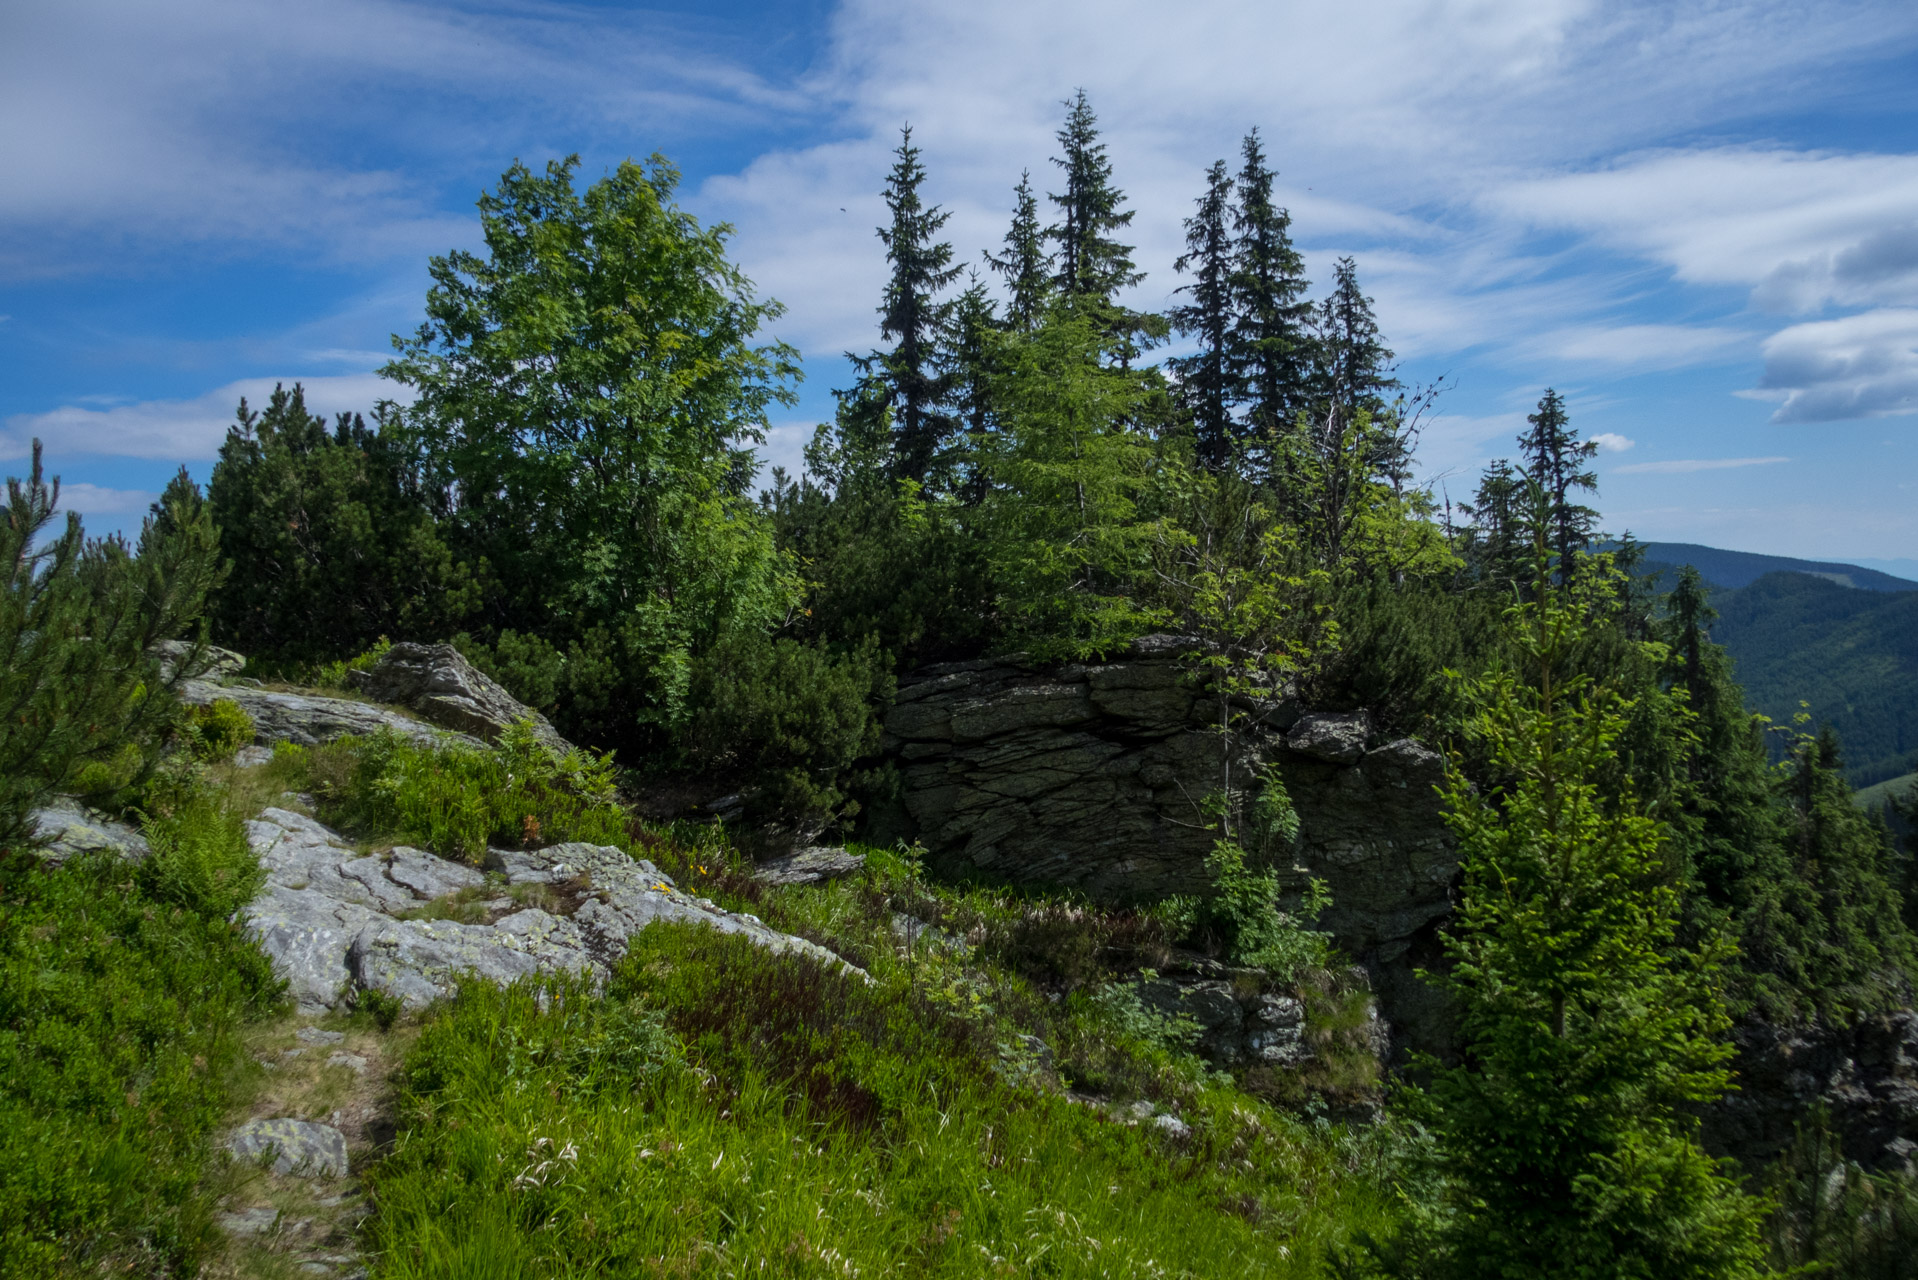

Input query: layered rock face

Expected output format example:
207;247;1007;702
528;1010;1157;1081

877;639;1457;1057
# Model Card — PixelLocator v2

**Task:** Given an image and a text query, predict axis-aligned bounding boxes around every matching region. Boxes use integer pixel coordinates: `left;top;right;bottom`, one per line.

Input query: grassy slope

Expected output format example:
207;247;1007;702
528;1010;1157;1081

7;732;1401;1277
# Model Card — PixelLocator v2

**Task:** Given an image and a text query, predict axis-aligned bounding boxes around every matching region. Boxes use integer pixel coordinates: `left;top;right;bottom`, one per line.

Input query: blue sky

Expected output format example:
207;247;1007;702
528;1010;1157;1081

5;0;1918;567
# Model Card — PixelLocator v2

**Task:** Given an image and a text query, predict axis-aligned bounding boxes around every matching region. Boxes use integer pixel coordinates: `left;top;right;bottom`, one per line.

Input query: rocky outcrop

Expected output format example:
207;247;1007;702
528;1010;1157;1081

179;680;483;751
1703;1012;1918;1173
243;807;853;1014
28;799;150;865
347;642;573;756
152;639;246;682
877;640;1458;1059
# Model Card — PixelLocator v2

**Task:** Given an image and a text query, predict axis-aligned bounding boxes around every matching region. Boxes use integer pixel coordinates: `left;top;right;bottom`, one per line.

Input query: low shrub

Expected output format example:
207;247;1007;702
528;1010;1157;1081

312;636;391;692
182;697;256;762
295;721;629;863
138;789;267;919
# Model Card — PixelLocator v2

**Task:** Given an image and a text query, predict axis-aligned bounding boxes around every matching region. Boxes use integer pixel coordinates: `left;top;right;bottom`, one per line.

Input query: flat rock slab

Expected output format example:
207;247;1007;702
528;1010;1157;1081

229;1118;348;1178
754;846;866;886
28;799;150;865
180;680;483;751
240;809;859;1015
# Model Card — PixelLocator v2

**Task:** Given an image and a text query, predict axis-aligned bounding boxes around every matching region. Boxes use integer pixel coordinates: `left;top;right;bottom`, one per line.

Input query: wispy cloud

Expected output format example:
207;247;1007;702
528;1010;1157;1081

1613;456;1790;474
2;374;403;462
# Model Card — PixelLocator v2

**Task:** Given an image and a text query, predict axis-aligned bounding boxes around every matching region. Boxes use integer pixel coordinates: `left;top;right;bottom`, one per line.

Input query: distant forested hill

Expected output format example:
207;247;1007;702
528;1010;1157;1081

1693;570;1918;786
1633;541;1918;594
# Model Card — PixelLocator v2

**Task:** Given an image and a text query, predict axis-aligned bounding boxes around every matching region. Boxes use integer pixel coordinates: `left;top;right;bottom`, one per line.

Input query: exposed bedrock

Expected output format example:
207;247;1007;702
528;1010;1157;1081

872;638;1458;1059
243;807;855;1014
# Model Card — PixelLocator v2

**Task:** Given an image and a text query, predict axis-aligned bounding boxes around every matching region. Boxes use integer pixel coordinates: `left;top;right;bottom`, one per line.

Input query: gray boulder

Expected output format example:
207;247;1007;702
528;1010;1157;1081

29;799;150;865
181;681;481;751
347;642;572;756
1285;712;1370;765
228;1118;348;1178
153;639;246;682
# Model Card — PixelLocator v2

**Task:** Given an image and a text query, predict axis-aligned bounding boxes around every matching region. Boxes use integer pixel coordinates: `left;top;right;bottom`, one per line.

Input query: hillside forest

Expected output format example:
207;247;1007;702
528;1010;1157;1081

6;92;1918;1278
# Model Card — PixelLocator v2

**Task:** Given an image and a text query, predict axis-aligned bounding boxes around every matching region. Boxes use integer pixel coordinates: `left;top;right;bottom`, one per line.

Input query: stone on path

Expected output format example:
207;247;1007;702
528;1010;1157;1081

229;1118;348;1178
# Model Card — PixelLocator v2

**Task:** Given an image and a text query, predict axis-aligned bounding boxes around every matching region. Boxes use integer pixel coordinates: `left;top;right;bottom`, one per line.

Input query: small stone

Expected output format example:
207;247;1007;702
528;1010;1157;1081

296;1027;345;1046
326;1051;369;1073
228;1118;349;1178
1286;712;1370;764
280;1048;305;1060
217;1207;281;1236
755;846;866;886
234;745;276;767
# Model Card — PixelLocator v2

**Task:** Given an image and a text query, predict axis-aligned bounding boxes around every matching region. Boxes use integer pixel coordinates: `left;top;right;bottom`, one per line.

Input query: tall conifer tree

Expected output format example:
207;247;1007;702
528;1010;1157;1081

1045;90;1143;312
1312;256;1398;422
865;124;961;482
1517;388;1599;583
1170;159;1238;471
986;171;1051;333
1229;129;1312;456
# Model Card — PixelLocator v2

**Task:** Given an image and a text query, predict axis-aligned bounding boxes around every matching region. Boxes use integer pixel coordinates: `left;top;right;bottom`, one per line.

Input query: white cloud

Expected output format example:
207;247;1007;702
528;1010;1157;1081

1;374;403;463
1753;310;1918;424
55;482;160;520
1613;455;1790;474
1590;432;1635;452
1525;323;1750;369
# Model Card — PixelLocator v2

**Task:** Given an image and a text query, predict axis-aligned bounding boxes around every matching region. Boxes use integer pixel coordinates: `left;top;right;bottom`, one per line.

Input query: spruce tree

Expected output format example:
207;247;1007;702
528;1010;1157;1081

1312;256;1399;422
866;124;961;483
985;170;1051;333
1517;388;1599;583
1170;159;1238;472
942;272;1000;501
1229;129;1312;458
1046;90;1140;304
1459;458;1526;589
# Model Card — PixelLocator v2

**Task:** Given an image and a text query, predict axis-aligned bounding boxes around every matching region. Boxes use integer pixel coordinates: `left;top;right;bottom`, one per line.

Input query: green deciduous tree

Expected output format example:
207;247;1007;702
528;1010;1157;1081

384;155;801;749
977;303;1167;657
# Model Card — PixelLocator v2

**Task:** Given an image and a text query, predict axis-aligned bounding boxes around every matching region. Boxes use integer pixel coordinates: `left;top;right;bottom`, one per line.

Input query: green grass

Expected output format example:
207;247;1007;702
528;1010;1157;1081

365;926;1404;1279
0;804;283;1275
1853;771;1915;813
